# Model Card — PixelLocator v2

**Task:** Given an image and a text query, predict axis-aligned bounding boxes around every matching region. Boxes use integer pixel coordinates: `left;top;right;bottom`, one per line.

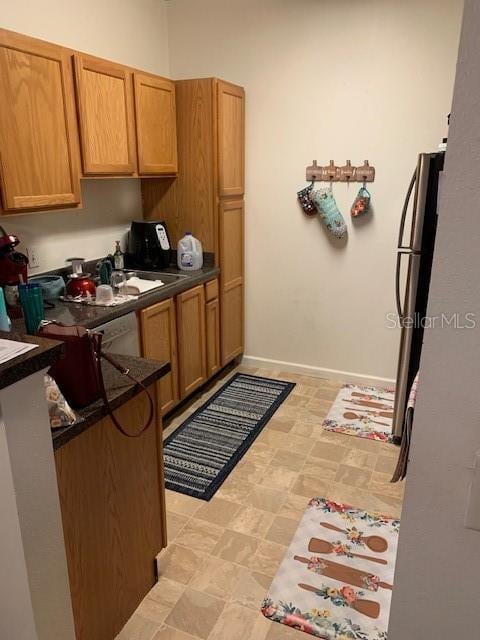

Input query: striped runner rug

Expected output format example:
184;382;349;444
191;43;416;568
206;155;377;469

163;373;295;500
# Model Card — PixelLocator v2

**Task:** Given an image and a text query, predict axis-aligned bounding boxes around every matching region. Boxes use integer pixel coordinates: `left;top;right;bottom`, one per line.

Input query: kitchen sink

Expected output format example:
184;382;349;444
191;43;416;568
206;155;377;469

122;270;188;286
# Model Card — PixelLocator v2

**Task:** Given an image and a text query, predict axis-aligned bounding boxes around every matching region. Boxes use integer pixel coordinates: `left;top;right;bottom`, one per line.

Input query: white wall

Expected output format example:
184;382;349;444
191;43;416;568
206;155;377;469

1;0;170;274
388;1;480;636
167;0;463;381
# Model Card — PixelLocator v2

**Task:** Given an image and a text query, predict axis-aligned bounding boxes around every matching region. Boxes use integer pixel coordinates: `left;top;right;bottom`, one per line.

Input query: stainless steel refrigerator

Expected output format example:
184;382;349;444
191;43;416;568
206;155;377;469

392;151;445;443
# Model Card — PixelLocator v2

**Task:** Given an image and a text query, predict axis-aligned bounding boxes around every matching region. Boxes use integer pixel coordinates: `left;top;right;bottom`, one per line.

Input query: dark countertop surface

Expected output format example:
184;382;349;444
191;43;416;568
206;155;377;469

12;265;219;332
52;353;170;450
0;331;64;391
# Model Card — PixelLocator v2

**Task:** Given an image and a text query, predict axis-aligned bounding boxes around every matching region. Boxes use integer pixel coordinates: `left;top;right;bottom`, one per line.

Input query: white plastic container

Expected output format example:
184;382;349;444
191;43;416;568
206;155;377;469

177;232;203;271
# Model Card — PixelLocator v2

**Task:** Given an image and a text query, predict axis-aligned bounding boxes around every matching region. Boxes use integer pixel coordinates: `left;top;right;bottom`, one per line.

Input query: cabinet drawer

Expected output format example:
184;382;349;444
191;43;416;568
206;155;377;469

205;278;219;302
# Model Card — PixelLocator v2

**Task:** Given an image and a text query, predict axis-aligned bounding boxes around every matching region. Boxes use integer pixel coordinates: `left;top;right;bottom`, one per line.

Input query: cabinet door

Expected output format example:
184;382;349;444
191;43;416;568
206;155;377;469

134;73;178;175
0;29;81;211
206;298;221;378
73;55;136;175
176;285;207;398
55;386;166;640
139;299;179;415
217;80;245;198
220;199;244;364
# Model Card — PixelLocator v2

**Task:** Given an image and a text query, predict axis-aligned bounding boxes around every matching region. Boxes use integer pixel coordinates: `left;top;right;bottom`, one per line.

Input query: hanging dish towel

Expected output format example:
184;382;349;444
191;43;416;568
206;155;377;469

311;188;347;239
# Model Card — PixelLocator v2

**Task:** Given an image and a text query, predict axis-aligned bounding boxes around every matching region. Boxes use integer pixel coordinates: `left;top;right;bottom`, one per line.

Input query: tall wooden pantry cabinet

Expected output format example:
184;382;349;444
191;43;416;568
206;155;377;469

142;78;245;366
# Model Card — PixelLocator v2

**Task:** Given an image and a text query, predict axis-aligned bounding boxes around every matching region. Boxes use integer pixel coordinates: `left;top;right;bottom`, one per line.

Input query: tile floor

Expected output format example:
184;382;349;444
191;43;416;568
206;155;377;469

117;366;404;640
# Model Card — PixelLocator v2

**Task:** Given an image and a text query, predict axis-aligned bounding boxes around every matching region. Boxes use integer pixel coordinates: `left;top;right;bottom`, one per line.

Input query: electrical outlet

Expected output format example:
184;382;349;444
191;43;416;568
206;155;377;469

27;246;40;269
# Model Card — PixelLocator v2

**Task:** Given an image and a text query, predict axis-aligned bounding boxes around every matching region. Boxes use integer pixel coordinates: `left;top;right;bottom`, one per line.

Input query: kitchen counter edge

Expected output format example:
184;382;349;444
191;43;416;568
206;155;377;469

0;332;64;391
52;354;170;450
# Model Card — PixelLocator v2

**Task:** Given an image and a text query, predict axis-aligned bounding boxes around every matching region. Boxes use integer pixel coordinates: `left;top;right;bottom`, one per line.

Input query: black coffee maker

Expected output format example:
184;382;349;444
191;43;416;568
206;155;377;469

125;220;172;270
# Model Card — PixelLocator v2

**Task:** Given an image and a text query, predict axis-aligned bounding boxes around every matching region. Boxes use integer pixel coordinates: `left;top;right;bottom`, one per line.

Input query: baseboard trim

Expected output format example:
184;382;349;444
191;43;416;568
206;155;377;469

241;355;396;389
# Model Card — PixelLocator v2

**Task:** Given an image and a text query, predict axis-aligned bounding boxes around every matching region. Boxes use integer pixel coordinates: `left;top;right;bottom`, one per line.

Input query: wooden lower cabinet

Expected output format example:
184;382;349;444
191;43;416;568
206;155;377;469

139;298;179;415
206;298;221;377
176;285;207;398
55;387;166;640
219;199;245;364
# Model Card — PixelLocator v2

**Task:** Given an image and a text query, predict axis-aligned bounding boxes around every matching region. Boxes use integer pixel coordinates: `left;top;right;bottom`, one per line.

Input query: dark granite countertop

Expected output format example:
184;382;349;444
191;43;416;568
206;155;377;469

0;331;64;391
52;353;170;450
12;265;220;332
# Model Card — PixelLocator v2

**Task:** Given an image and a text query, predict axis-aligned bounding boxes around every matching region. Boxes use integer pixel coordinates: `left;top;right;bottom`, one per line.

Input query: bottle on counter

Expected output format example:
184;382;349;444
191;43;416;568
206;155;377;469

113;240;124;270
0;287;12;332
177;232;203;271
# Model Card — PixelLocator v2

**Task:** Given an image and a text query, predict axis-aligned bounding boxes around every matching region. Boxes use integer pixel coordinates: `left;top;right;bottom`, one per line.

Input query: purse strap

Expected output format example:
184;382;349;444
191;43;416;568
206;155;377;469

91;333;155;438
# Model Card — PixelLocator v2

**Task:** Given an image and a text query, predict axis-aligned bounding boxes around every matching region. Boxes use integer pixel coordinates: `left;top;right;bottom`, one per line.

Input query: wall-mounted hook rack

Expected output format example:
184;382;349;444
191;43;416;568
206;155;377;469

305;159;375;183
354;160;375;183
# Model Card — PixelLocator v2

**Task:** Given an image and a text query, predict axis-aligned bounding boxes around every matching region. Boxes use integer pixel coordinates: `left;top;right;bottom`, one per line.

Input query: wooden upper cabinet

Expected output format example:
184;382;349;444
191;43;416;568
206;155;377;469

217;80;245;198
0;29;81;211
134;73;178;175
73;55;136;175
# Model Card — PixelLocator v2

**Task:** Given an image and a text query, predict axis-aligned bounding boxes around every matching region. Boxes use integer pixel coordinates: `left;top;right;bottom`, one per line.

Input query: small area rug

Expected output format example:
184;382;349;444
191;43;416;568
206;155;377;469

322;384;395;442
163;373;295;500
262;497;400;639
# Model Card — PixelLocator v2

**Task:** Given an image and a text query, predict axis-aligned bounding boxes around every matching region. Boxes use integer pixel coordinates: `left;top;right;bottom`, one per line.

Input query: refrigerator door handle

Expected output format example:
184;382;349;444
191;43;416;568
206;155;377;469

397;170;417;249
395;249;413;319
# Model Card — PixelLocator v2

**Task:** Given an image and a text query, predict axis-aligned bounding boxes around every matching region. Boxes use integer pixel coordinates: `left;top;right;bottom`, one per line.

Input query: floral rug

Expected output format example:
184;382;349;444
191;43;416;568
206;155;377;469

262;498;400;639
322;384;395;443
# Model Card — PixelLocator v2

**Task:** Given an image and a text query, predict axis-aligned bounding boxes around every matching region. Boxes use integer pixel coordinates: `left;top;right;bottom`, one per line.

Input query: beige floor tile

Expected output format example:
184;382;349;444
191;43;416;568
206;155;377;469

243;485;286;513
149;577;185;610
175;519;224;554
242;442;277;465
375;454;398;474
277;494;310;520
369;472;405;498
165;588;225;640
251;540;287;576
228;505;275;538
216;479;256;503
313;387;341;402
341;447;377;469
166;490;202;517
258;463;298;491
270;449;306;472
335;464;372;489
302;458;339;481
189;556;243;600
136;595;172;626
264;516;298;546
158;544;205;585
208;603;271;640
307;398;335;413
284;395;310;408
272;432;315;454
290;421;315;438
212;530;260;566
291;384;318;398
116;612;161;640
362;492;403;519
152;625;200;640
310;440;347;462
231;459;267;484
166;512;190;541
327;484;370;511
194;498;241;528
267;416;296;433
229;569;272;610
290;474;331;499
